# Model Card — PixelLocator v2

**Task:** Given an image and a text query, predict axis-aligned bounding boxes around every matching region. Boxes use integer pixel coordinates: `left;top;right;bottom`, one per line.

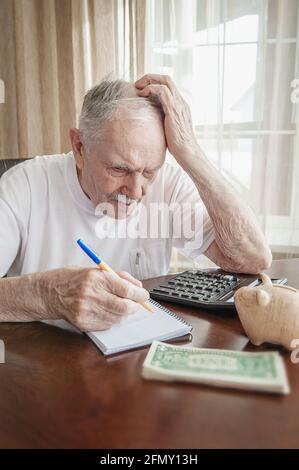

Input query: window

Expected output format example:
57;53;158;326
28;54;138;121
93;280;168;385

146;0;299;266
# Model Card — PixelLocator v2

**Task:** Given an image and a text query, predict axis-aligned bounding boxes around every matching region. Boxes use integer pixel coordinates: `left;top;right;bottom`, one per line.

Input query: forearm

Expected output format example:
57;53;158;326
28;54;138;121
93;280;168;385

179;146;272;272
0;272;56;322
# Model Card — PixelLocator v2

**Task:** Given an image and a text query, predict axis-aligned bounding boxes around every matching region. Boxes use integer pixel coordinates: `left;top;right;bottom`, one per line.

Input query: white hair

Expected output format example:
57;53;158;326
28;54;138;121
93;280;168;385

79;78;164;153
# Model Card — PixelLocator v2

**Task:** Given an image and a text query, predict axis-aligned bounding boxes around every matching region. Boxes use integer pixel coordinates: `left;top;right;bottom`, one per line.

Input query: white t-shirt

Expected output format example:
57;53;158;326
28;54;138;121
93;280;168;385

0;152;214;280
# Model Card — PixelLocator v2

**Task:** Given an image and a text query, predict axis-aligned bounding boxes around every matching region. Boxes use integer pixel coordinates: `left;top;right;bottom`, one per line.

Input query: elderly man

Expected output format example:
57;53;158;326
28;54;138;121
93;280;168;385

0;74;271;331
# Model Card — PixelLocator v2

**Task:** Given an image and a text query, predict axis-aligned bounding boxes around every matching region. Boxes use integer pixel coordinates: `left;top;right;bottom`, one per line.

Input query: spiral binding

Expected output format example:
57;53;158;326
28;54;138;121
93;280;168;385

149;298;192;329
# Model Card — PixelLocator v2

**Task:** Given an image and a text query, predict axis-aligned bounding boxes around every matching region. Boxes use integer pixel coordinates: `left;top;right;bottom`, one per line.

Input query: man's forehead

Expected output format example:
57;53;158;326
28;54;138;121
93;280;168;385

99;107;165;146
100;115;150;135
104;104;162;128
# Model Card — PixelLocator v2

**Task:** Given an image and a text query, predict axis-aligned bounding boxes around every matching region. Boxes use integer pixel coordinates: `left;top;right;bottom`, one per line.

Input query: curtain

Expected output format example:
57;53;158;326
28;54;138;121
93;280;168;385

146;0;299;260
0;0;146;159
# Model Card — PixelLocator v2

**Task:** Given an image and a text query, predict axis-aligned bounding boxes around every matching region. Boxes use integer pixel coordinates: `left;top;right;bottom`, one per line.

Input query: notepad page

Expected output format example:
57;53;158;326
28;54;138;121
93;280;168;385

87;300;191;355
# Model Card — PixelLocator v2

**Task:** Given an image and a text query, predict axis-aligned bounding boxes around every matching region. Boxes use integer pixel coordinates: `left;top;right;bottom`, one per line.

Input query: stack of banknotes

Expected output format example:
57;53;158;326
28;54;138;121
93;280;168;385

142;341;290;394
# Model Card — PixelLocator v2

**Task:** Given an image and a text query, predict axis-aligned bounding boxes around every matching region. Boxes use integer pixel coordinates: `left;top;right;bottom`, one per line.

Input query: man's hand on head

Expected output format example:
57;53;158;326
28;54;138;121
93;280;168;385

135;74;199;164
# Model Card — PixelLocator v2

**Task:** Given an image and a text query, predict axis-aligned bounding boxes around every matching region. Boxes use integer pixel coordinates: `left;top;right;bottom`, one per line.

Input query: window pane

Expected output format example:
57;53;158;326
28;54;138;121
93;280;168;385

221;139;253;189
192;45;223;125
200;138;253;191
196;0;224;44
225;5;260;43
196;0;261;44
192;43;258;125
223;44;257;123
254;135;295;216
152;51;176;75
194;23;224;45
200;135;295;217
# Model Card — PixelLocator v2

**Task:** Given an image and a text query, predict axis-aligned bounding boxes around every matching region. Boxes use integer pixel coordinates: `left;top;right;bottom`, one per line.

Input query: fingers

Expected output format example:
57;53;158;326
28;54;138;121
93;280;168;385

116;271;143;288
62;268;148;332
136;83;173;115
73;287;142;332
135;74;178;96
135;74;186;116
101;271;150;304
103;290;141;316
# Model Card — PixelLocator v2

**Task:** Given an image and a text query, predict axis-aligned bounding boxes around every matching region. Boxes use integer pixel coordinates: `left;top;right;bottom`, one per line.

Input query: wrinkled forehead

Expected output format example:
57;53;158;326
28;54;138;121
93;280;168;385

99;115;166;159
99;95;165;145
113;104;163;126
94;104;166;169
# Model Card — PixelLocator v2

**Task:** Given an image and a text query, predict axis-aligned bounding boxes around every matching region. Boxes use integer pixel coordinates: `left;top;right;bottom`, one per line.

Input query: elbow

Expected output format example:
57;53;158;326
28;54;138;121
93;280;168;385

262;249;273;270
244;248;272;275
213;240;272;275
258;246;272;271
255;254;272;274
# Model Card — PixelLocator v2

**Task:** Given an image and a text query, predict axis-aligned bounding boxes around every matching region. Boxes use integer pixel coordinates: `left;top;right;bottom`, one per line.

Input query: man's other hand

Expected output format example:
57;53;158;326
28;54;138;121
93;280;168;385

44;267;149;331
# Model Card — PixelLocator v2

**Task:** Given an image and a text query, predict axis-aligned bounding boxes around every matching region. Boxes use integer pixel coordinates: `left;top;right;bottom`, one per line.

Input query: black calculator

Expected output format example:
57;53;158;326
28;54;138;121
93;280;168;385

149;268;287;311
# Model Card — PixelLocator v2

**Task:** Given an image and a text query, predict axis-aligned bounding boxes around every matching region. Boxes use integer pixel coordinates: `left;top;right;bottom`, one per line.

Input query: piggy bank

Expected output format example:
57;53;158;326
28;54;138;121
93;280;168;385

234;273;299;351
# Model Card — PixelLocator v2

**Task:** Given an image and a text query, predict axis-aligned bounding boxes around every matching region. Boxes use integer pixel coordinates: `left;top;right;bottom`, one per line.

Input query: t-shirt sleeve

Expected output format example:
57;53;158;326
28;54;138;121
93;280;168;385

0;167;29;277
170;167;215;261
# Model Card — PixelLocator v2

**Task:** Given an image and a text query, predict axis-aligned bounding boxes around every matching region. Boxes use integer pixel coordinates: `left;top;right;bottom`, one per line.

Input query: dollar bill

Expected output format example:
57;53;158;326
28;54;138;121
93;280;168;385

142;341;290;394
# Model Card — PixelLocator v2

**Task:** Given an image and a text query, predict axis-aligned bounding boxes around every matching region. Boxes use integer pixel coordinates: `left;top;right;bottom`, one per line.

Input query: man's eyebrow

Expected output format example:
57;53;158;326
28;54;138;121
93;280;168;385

106;162;163;172
105;162;133;171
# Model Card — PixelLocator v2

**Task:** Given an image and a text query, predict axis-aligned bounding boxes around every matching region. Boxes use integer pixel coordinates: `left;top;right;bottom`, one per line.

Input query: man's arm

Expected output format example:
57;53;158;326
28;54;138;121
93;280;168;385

0;268;149;330
177;146;272;274
135;74;272;274
0;272;51;322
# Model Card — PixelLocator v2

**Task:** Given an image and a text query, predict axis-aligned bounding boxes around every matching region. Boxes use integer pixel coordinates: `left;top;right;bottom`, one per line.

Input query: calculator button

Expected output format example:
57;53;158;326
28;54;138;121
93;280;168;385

153;288;171;294
223;275;234;281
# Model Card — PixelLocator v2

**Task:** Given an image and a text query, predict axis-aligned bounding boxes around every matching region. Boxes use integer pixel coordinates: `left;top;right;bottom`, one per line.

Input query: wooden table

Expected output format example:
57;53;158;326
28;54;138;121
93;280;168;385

0;258;299;449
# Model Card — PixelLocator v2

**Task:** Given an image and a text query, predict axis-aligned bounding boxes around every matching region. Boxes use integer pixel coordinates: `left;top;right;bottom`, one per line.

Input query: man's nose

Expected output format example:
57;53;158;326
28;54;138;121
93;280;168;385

122;173;144;200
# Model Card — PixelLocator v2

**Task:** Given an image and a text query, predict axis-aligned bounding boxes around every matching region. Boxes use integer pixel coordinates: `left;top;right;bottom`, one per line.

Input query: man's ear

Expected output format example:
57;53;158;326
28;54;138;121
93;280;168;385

69;128;84;170
256;289;271;307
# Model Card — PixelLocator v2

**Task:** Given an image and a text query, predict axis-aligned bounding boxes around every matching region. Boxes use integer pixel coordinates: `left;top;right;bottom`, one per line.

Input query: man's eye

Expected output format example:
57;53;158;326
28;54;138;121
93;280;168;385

143;171;155;179
109;168;127;176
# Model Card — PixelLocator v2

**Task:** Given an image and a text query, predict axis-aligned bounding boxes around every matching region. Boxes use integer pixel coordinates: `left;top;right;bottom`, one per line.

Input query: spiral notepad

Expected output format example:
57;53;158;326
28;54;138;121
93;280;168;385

87;299;192;356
